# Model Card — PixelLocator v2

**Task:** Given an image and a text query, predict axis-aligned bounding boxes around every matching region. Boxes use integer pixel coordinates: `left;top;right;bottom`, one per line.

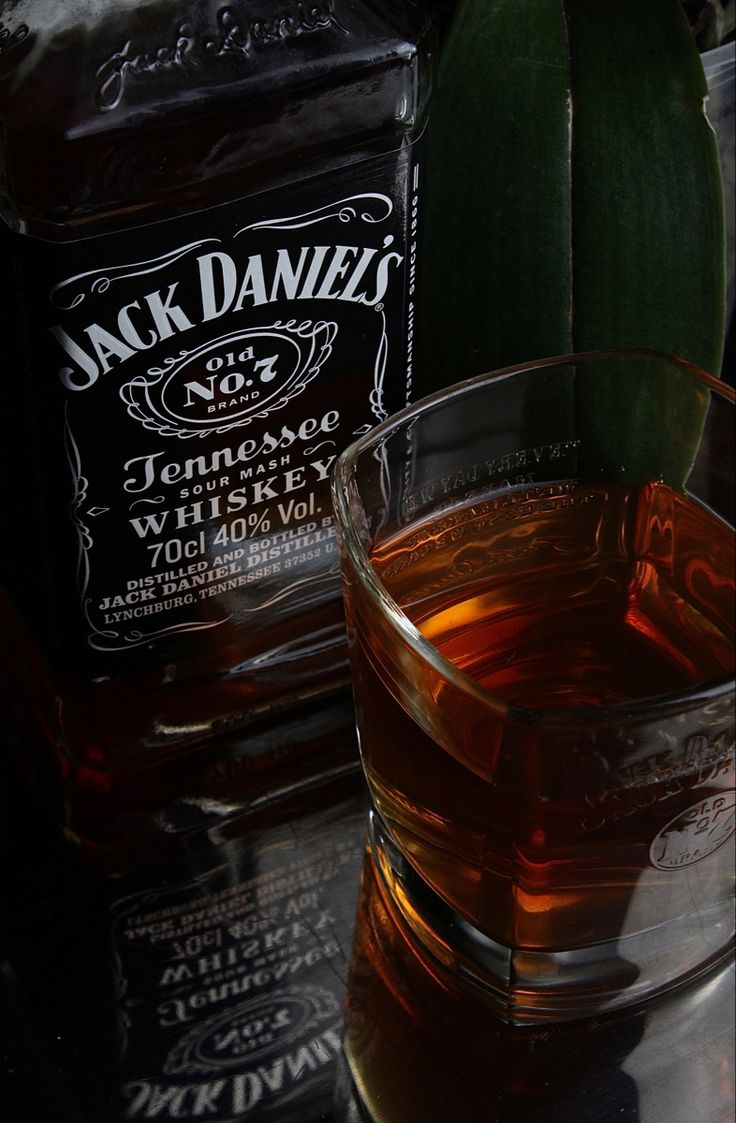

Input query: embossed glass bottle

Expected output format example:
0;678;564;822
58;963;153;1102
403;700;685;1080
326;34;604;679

0;1;435;786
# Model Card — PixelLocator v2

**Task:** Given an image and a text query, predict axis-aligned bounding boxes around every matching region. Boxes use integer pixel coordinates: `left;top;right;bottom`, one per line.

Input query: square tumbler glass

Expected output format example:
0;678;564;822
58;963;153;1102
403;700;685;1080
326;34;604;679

332;350;734;1022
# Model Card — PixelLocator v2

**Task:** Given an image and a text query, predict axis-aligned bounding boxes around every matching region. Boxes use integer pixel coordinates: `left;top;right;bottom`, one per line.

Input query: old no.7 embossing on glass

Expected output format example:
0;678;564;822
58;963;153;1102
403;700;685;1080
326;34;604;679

332;351;735;1023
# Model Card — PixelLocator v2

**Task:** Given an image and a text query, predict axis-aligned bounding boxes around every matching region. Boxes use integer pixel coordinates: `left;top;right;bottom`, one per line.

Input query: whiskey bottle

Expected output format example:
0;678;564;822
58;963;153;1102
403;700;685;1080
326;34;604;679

0;2;435;783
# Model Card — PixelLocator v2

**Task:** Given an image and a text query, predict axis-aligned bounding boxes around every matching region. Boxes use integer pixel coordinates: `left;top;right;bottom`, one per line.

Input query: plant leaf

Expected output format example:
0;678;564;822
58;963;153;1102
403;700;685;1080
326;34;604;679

566;0;725;374
419;0;573;393
418;0;726;391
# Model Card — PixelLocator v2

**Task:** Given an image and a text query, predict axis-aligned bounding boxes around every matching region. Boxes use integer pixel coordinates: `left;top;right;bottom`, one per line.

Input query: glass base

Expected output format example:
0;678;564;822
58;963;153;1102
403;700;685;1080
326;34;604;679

333;1050;378;1123
368;808;735;1024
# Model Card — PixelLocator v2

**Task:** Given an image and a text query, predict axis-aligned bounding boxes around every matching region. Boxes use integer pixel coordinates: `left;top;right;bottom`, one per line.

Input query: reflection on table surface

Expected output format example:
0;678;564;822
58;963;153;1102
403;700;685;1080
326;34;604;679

337;847;734;1123
0;696;733;1123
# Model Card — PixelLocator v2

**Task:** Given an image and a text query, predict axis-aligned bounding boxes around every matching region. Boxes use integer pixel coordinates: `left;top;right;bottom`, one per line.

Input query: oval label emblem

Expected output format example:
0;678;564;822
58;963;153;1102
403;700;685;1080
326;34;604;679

161;331;302;425
163;985;339;1075
121;320;337;436
650;790;736;870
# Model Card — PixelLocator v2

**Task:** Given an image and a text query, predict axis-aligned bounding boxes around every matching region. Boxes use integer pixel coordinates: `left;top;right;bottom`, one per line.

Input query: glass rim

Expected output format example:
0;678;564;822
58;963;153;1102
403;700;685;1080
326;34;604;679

332;348;735;729
341;348;735;465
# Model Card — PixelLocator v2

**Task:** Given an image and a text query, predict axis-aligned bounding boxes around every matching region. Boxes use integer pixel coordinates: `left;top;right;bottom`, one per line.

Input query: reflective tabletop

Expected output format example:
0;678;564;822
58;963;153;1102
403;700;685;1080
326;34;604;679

1;695;733;1123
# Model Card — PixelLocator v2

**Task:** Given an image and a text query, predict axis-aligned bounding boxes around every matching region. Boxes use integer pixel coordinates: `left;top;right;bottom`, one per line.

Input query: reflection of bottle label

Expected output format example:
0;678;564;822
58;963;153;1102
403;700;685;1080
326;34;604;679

650;790;736;869
109;800;364;1121
12;149;421;670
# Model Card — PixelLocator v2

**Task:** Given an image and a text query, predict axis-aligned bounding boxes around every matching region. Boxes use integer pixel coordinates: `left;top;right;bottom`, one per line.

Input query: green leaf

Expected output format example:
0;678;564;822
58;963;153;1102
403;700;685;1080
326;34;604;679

566;0;725;371
418;0;726;391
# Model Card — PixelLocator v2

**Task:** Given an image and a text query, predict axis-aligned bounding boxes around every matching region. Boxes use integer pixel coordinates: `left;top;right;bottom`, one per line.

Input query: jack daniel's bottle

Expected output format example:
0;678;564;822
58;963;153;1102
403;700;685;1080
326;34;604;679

0;2;434;786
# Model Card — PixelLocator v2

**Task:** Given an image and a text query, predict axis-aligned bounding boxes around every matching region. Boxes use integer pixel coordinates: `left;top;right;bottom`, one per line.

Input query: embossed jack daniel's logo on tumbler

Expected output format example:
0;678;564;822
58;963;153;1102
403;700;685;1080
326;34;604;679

332;351;735;1027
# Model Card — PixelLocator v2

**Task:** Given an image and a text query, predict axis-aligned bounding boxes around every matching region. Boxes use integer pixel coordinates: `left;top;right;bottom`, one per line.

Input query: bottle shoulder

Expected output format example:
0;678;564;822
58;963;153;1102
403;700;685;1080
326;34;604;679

0;1;426;125
0;0;436;234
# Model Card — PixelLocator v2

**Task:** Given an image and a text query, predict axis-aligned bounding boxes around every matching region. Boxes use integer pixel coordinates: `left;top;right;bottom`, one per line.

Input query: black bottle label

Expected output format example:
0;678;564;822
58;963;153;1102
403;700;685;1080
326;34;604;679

10;146;421;671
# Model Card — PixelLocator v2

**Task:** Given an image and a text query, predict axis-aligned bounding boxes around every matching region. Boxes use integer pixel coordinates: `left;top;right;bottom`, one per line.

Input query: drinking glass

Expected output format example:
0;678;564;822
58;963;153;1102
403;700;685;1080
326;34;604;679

331;350;735;1022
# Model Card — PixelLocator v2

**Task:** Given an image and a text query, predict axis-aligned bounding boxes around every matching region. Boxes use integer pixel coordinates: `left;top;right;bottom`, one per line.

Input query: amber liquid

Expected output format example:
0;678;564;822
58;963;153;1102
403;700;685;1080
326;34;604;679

351;481;735;951
373;481;733;705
